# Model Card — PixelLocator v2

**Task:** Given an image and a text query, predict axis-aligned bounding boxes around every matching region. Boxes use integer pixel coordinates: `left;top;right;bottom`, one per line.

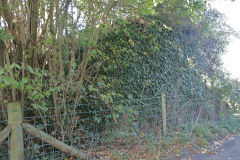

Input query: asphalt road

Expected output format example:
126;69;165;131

192;136;240;160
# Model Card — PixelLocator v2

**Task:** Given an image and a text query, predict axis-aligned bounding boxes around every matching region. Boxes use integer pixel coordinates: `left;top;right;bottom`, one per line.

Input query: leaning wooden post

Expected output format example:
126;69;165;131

0;126;11;143
8;102;24;160
161;93;167;136
22;123;86;159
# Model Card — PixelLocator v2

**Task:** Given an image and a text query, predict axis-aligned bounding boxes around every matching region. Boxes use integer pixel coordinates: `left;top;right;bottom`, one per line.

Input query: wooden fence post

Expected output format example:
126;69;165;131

161;93;167;136
8;102;24;160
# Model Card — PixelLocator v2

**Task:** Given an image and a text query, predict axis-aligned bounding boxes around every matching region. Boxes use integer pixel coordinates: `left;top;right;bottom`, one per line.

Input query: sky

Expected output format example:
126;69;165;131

211;0;240;79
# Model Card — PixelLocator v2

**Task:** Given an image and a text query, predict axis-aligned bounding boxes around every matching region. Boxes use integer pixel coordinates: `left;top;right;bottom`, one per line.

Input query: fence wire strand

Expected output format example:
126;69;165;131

0;94;223;159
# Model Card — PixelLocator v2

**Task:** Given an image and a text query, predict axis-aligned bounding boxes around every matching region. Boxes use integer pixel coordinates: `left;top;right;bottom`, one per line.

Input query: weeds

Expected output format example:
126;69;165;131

102;115;240;159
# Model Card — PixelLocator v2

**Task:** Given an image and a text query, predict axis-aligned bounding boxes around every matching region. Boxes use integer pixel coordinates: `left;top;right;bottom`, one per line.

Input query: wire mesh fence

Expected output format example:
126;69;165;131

0;93;221;159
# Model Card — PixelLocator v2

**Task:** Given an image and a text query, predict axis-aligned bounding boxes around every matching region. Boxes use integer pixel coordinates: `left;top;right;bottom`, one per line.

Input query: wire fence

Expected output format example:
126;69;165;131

0;93;224;159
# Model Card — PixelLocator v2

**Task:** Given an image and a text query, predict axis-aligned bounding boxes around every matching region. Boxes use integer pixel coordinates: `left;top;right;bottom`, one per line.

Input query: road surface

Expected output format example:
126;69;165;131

192;135;240;160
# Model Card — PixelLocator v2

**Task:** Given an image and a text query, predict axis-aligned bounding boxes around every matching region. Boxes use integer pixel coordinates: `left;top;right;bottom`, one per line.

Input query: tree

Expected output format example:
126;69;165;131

0;0;156;108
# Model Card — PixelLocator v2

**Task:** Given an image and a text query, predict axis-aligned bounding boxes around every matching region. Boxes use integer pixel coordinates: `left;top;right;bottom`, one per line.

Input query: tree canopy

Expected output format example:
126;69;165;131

0;0;238;113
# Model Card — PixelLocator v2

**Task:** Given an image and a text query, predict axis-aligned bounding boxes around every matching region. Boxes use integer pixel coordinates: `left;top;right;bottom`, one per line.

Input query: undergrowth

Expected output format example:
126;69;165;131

192;115;240;143
99;114;240;160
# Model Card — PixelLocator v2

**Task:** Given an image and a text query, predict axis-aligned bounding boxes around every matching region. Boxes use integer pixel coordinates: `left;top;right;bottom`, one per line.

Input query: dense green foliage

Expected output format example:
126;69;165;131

0;1;240;159
94;16;205;100
86;8;237;105
0;0;239;133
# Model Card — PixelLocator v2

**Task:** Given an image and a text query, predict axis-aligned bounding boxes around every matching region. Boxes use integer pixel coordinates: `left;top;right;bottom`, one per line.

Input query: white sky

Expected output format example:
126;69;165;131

211;0;240;79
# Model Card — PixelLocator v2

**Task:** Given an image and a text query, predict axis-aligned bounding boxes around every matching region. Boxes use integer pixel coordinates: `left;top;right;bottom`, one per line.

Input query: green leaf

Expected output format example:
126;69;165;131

0;83;7;88
0;69;4;75
32;104;38;110
27;66;34;74
3;76;11;85
88;85;99;92
22;77;29;84
44;90;51;97
11;63;21;70
94;116;102;123
40;106;48;112
26;54;32;59
87;57;92;61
